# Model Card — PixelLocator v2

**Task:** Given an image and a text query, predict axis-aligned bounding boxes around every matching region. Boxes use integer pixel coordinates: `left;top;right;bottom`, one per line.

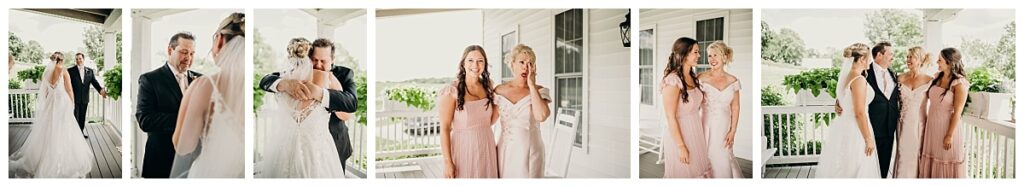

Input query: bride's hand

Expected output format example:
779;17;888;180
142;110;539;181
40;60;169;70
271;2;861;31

864;139;876;156
678;145;691;164
444;162;457;178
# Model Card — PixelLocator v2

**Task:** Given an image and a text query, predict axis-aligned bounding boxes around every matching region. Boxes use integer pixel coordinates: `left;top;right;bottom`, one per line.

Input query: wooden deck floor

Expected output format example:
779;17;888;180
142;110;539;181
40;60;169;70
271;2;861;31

639;152;754;178
376;157;446;178
9;123;123;178
763;165;816;178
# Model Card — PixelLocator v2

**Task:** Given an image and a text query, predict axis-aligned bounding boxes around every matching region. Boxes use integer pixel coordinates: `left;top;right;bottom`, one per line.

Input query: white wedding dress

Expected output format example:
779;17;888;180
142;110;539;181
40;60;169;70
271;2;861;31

256;52;344;178
815;60;881;178
9;63;94;178
169;37;246;178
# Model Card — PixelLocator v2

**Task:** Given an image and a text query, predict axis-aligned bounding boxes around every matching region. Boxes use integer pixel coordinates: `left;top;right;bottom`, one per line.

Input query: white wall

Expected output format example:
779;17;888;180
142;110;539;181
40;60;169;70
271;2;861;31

482;9;631;178
639;9;755;160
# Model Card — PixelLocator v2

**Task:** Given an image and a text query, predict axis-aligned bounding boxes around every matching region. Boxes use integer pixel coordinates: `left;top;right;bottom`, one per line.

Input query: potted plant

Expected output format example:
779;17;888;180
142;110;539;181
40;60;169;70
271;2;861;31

966;67;1012;120
782;67;839;106
102;64;122;100
16;65;46;89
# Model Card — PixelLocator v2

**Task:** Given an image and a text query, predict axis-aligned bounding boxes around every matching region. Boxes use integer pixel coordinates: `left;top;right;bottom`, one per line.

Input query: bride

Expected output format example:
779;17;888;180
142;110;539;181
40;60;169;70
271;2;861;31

9;52;94;178
256;38;346;178
815;43;881;178
169;13;246;178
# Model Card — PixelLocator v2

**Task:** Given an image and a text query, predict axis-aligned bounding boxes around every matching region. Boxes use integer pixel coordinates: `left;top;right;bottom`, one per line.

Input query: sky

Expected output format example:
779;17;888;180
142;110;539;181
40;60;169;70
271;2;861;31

376;10;482;82
9;9;96;57
763;9;1014;55
255;9;367;72
146;9;243;73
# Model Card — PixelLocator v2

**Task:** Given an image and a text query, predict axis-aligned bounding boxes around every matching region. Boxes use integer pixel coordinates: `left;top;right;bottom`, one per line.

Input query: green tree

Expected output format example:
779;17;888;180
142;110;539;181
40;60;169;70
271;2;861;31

864;9;923;73
761;21;806;65
995;21;1015;80
9;32;46;64
82;26;123;71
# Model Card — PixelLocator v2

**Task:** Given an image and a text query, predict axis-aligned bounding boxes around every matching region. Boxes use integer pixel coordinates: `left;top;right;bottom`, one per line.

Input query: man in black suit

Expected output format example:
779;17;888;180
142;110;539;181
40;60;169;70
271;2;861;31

68;53;107;138
864;42;900;178
136;32;203;178
259;38;358;172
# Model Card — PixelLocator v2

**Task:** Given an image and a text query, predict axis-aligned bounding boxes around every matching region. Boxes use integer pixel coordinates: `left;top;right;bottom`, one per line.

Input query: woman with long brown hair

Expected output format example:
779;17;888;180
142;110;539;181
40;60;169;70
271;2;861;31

918;48;969;178
661;37;711;178
438;45;499;178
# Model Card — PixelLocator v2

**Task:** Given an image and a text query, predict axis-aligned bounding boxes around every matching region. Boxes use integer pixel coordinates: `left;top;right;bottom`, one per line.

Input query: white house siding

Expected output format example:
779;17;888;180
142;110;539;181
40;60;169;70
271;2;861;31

639;9;754;160
482;9;631;178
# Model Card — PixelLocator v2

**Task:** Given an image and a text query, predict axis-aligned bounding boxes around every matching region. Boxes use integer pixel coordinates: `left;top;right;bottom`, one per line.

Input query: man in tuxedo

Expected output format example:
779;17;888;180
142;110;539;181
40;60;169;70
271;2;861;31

136;32;203;178
69;53;107;138
864;42;900;178
259;38;358;172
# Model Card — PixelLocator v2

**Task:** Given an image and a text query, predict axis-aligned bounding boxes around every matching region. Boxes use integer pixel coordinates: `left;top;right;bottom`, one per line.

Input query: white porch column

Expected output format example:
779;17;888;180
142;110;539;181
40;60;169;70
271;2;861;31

130;14;153;174
924;20;943;56
103;32;117;72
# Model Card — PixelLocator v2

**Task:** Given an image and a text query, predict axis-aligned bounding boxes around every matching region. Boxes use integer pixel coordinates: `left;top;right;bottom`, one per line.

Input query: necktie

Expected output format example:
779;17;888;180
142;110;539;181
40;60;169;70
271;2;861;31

177;73;188;94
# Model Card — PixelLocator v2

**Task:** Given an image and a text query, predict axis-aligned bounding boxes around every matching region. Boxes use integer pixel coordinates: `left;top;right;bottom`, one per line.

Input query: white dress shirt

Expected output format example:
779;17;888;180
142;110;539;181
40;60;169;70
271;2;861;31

872;62;895;99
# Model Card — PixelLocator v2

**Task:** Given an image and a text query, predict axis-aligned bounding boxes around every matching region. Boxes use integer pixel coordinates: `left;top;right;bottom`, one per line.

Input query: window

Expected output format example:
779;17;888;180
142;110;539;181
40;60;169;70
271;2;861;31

554;9;585;148
695;17;724;73
500;30;517;82
639;28;655;105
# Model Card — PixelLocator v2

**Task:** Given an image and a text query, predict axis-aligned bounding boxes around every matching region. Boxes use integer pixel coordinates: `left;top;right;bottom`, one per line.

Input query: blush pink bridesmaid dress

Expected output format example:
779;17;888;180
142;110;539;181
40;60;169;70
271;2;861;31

918;79;967;178
440;84;499;178
661;74;713;178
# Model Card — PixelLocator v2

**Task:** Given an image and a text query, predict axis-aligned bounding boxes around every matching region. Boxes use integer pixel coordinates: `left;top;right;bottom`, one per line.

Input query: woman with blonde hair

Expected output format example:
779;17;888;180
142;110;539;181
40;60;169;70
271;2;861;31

815;43;881;178
698;41;743;178
496;44;551;178
892;46;933;178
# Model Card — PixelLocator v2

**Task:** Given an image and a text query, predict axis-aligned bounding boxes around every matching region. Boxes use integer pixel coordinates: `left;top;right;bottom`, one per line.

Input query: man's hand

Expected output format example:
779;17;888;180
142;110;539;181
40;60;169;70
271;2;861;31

100;90;108;98
277;79;312;100
302;81;324;102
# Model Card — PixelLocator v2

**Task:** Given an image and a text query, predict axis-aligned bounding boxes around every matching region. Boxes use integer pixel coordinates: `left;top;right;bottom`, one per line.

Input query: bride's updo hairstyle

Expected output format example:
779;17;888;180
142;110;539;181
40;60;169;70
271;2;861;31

843;43;870;63
216;12;245;41
287;38;312;59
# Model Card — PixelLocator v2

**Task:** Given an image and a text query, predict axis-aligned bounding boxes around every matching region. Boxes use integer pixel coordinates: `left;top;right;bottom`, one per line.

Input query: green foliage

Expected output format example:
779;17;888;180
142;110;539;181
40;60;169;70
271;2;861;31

9;32;45;64
782;67;840;98
385;87;437;111
253;74;266;113
761;86;787;106
761;21;806;65
9;78;22;89
864;9;924;73
16;65;46;83
354;74;368;125
962;21;1016;81
103;64;122;100
968;67;1003;93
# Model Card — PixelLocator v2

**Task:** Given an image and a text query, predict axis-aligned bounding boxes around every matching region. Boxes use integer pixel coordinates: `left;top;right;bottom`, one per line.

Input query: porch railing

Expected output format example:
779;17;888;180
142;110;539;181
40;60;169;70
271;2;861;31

9;88;122;132
762;105;1016;178
375;110;443;167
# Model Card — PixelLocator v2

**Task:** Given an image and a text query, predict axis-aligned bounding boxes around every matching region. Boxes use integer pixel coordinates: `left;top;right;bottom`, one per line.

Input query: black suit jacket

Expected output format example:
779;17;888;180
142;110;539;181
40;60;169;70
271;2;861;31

135;64;202;178
67;65;104;104
259;65;358;165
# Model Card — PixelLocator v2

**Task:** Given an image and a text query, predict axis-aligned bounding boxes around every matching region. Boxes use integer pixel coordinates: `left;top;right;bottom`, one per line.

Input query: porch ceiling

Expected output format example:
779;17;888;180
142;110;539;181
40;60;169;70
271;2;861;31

23;9;122;31
375;9;470;18
303;9;366;26
922;9;962;22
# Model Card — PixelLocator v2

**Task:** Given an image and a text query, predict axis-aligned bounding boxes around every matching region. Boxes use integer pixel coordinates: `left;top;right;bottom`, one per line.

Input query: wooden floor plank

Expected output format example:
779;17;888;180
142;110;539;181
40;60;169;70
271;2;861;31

8;123;122;178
